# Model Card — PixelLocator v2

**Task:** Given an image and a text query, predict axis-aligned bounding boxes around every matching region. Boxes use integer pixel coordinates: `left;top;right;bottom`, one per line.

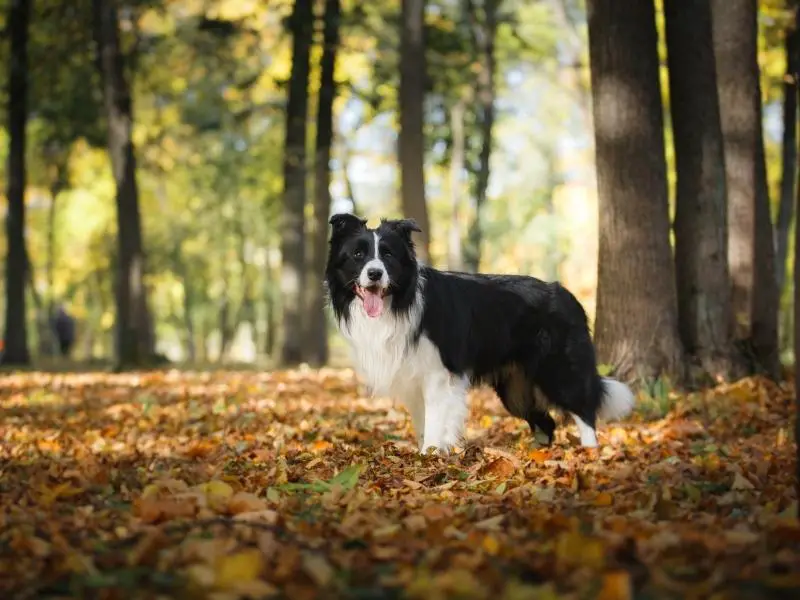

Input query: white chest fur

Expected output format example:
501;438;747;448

336;289;470;454
338;296;429;399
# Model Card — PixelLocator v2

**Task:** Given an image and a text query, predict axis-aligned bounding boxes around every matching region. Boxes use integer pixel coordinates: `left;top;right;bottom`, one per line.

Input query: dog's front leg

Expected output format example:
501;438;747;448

399;394;425;449
420;371;469;455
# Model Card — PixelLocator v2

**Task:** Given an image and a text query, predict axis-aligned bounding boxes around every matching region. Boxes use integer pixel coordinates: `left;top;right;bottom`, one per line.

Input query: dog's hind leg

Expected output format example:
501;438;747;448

492;367;556;446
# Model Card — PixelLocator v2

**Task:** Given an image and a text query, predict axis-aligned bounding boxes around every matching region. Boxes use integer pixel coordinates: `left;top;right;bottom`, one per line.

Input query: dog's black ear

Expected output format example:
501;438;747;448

381;218;422;241
329;213;367;237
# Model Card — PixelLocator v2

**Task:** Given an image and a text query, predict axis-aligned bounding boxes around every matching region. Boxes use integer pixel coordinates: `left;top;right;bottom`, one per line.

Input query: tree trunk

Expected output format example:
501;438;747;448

399;0;431;262
776;8;799;298
280;0;313;365
587;0;684;382
183;279;196;363
794;125;800;516
307;0;341;367
712;0;780;379
665;0;740;381
463;0;498;273
2;0;31;366
93;0;153;369
448;96;467;271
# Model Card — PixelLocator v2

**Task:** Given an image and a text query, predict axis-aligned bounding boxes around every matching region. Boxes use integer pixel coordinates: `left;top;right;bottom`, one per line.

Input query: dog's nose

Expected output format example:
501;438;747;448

367;268;383;282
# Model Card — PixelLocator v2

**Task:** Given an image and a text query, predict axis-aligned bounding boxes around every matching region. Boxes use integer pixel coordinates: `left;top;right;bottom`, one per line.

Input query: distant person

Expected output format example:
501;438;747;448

51;304;76;358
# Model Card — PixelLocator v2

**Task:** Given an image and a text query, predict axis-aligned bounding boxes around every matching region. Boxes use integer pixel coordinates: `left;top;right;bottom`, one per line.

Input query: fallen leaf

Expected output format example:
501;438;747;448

227;491;268;515
215;549;264;588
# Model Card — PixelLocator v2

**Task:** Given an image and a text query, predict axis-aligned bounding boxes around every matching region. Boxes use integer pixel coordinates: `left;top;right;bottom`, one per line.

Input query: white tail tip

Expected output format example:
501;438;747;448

598;377;636;421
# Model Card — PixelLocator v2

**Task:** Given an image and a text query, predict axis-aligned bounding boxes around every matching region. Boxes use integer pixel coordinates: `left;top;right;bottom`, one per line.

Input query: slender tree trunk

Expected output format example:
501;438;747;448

93;0;153;369
587;0;684;382
712;0;780;379
448;96;467;271
183;279;196;363
3;0;31;365
776;8;799;296
307;0;341;367
665;0;740;381
340;142;360;215
399;0;431;262
280;0;313;365
463;0;498;273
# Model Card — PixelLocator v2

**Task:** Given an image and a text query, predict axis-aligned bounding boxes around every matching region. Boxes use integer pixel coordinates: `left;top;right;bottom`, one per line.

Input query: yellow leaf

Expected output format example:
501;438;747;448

555;530;606;570
215;549;264;588
196;480;234;512
482;534;500;556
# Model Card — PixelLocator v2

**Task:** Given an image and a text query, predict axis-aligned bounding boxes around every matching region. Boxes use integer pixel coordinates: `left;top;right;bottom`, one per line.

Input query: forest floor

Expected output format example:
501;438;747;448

0;368;798;599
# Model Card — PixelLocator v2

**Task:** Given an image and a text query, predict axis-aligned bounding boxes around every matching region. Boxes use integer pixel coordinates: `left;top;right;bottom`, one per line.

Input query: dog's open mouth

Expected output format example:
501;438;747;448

355;285;387;318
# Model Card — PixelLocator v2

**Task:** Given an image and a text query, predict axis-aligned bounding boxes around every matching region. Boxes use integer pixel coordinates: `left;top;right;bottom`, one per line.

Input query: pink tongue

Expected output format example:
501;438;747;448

363;290;384;318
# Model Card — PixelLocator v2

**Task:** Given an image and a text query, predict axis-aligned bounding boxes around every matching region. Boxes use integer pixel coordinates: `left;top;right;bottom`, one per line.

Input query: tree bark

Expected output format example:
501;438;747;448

399;0;431;262
776;8;799;296
280;0;313;365
307;0;341;367
2;0;31;365
712;0;780;379
93;0;154;369
587;0;684;382
463;0;498;273
665;0;740;381
795;122;800;516
448;96;467;271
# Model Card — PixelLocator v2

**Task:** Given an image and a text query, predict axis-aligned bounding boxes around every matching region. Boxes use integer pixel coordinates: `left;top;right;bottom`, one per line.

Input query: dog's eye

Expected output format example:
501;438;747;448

353;249;364;259
382;249;392;258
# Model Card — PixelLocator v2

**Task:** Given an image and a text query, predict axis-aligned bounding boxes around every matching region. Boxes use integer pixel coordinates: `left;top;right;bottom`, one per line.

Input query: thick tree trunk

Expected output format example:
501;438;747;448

587;0;684;382
712;0;780;379
795;130;800;516
448;96;466;271
776;8;799;296
307;0;341;367
665;0;740;381
3;0;31;365
93;0;154;369
463;0;497;273
399;0;431;262
280;0;313;365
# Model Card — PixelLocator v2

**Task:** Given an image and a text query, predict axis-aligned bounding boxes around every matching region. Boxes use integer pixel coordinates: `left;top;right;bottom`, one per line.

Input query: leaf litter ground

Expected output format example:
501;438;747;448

1;368;798;599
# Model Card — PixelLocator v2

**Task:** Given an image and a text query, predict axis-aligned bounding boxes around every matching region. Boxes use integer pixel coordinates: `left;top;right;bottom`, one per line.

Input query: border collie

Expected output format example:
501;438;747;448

324;213;635;454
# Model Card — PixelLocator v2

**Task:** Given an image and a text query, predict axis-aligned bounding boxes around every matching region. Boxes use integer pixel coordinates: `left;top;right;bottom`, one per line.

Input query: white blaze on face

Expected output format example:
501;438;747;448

357;232;390;318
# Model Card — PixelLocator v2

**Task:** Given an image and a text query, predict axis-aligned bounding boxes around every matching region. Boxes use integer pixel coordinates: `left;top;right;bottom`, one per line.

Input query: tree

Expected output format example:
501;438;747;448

307;0;342;367
776;5;799;295
795;148;800;519
3;0;32;366
399;0;431;262
93;0;154;368
463;0;498;273
712;0;780;379
664;0;740;381
280;0;314;365
587;0;684;382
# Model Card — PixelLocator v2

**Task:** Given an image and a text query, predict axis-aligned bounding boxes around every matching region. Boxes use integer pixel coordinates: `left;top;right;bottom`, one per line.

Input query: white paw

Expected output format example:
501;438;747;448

420;442;453;456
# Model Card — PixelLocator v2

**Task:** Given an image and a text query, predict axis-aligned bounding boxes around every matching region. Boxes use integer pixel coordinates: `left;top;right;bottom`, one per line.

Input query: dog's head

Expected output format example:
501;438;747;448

325;213;421;318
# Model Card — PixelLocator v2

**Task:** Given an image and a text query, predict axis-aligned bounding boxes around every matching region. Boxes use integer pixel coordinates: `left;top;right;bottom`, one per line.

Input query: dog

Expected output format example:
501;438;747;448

324;213;635;453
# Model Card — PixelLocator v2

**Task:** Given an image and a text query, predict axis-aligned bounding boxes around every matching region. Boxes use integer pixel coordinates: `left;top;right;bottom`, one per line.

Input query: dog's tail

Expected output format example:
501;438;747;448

597;377;636;421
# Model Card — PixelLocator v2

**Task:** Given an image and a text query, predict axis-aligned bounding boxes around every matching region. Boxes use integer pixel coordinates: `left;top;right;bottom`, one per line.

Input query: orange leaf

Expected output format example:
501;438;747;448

598;570;632;600
594;492;614;507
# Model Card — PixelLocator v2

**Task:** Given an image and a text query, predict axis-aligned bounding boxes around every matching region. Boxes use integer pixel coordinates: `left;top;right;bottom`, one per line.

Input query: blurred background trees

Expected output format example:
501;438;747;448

0;0;799;387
